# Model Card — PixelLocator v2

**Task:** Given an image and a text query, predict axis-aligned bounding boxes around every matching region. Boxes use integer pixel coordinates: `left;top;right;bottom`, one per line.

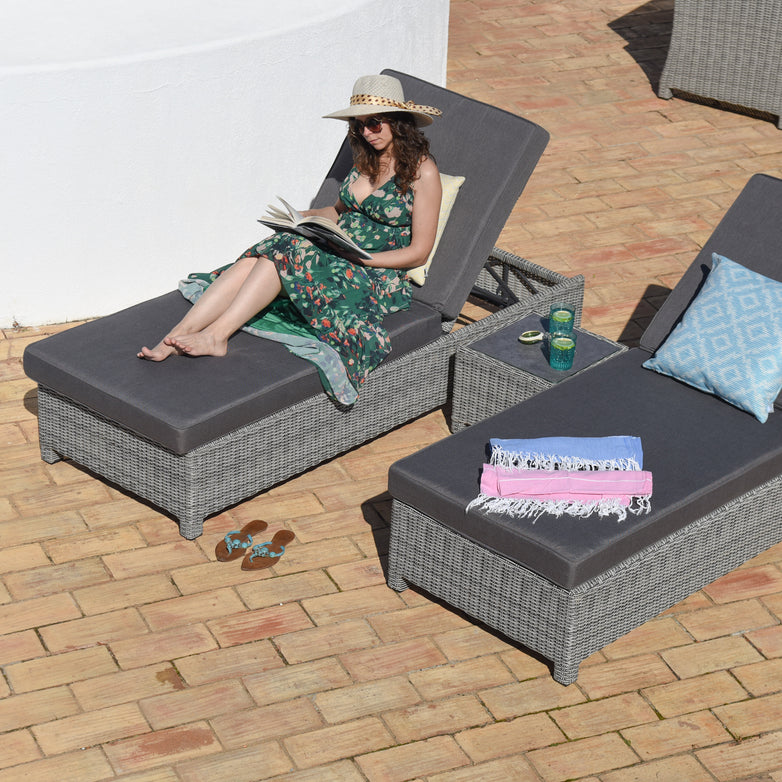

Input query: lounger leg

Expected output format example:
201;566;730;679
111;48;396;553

386;550;410;592
387;509;411;591
386;572;410;592
177;515;205;541
40;444;61;464
552;659;580;686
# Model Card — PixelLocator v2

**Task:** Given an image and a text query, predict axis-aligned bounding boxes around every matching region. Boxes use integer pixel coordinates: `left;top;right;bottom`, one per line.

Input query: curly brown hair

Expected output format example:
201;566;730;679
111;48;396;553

348;113;433;194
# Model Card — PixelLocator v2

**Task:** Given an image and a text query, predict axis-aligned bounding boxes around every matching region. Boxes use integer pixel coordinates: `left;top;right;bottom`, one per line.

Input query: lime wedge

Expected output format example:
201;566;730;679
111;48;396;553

552;337;574;349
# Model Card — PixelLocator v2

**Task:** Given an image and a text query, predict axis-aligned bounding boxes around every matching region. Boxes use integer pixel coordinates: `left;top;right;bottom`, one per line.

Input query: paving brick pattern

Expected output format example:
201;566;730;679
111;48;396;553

2;1;782;779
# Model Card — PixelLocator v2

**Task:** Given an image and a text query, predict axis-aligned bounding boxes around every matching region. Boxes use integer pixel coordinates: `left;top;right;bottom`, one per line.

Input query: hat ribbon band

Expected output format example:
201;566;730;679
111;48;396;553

349;93;442;117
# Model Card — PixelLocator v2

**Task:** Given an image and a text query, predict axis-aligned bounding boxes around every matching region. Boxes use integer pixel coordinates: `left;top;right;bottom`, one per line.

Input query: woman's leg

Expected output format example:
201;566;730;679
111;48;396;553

138;256;262;360
168;257;283;357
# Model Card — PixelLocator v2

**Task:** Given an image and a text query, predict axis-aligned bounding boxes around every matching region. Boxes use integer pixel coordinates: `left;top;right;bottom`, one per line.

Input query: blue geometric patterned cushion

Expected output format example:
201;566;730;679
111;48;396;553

643;253;782;423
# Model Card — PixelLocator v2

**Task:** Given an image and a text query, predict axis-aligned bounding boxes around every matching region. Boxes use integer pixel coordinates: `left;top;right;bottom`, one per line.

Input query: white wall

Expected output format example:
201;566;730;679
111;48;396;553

0;0;449;327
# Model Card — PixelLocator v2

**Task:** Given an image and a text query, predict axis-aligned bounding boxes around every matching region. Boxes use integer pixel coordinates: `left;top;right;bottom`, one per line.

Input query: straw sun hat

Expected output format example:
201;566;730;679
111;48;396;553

324;74;442;127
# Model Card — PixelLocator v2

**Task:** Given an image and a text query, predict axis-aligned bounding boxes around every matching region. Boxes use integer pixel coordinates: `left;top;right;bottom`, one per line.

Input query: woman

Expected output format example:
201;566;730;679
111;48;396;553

138;74;442;404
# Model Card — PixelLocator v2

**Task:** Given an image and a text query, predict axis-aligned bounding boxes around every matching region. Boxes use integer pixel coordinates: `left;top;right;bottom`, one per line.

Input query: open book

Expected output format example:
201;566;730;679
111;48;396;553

258;197;372;262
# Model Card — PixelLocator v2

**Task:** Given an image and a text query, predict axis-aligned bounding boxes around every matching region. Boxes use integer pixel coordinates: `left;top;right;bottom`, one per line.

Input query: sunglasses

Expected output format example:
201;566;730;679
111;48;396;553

350;116;387;134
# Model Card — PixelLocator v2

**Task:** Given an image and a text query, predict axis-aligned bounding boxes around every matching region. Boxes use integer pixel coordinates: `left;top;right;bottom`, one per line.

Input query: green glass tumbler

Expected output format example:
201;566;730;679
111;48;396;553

549;302;575;334
548;331;577;371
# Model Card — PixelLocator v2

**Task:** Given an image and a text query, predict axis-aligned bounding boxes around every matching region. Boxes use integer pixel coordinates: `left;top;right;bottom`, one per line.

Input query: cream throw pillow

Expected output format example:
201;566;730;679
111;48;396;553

407;173;465;286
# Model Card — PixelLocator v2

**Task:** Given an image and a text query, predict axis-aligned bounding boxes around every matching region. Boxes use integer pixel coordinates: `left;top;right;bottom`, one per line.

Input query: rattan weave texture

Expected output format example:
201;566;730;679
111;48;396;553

388;472;782;684
658;0;782;127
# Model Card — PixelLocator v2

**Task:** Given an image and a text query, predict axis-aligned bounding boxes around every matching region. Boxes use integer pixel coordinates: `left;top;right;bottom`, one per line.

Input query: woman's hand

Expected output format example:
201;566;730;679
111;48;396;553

300;200;345;222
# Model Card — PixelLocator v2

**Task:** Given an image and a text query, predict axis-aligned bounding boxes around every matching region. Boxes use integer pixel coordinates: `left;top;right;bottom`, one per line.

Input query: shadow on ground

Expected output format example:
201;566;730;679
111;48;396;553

608;0;674;92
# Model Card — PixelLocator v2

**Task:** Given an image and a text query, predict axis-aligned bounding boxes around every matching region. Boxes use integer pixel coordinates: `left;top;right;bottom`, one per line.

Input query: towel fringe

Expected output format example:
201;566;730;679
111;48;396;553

489;445;641;472
466;493;651;523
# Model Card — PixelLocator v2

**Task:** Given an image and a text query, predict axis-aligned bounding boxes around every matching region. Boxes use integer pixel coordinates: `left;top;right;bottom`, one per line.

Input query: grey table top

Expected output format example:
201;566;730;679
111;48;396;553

465;313;623;384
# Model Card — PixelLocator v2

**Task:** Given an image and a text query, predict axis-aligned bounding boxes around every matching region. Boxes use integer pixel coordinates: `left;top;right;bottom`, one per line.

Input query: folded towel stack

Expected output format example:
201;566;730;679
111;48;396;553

467;436;652;522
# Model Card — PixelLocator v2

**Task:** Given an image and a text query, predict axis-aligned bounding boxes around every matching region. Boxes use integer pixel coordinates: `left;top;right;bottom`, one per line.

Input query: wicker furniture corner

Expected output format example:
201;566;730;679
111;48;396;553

658;0;782;128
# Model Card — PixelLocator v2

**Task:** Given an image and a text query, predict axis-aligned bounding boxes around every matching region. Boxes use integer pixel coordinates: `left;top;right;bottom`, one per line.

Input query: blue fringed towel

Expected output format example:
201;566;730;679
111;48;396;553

489;435;643;471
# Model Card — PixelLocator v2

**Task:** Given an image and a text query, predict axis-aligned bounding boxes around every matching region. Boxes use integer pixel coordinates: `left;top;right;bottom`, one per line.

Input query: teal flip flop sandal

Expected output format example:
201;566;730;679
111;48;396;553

242;529;295;570
215;519;268;561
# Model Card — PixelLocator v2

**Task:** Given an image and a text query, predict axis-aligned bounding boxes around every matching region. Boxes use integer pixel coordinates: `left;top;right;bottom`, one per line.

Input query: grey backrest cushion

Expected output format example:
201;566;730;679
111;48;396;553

639;173;782;409
641;173;782;353
311;69;550;322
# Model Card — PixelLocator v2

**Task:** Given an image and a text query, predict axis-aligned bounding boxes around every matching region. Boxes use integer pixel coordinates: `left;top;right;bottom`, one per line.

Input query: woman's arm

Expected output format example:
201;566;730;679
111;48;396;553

300;199;347;222
363;158;442;270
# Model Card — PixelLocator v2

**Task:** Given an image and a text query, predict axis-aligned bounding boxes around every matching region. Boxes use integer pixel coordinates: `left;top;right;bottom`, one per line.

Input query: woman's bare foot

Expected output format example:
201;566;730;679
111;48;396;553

137;338;182;361
168;330;228;357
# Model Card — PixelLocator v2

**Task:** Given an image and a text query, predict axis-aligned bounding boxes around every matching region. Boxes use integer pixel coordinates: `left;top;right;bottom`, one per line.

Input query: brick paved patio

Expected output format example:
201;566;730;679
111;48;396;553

2;1;782;780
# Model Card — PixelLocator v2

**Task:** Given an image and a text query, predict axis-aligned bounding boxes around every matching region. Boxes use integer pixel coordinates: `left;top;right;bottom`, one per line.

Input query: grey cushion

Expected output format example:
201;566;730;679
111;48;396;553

312;69;550;322
388;348;782;590
23;293;443;455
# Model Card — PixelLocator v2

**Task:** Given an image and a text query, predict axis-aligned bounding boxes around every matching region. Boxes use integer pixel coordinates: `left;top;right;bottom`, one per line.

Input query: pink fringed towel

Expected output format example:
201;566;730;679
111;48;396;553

468;436;653;522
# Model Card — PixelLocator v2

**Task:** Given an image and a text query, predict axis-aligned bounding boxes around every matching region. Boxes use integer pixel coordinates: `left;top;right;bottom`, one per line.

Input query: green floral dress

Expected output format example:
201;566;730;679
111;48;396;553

179;168;414;405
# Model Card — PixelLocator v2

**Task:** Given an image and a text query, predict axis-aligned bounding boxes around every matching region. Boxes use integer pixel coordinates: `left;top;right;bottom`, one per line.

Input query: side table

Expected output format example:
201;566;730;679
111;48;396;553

451;313;626;431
